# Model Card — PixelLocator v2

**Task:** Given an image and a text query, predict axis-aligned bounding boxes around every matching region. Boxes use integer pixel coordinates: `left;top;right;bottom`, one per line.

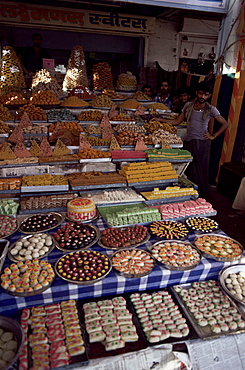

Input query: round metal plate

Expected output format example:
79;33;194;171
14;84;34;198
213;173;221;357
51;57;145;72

111;248;155;278
1;263;55;297
194;233;244;262
98;230;151;250
185;216;219;233
55;250;112;285
148;240;201;271
0;216;19;239
55;224;100;252
8;233;57;262
18;212;64;234
219;264;245;305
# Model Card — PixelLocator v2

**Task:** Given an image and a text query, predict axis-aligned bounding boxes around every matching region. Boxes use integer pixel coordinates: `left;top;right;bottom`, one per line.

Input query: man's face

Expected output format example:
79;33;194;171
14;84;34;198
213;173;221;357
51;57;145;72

32;36;42;46
179;92;190;103
143;88;152;97
196;90;211;103
160;82;170;93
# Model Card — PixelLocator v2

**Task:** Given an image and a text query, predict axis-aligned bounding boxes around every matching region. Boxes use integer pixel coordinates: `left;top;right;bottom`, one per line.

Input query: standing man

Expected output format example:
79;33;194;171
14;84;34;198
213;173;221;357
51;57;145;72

154;79;172;108
21;33;51;75
157;81;228;198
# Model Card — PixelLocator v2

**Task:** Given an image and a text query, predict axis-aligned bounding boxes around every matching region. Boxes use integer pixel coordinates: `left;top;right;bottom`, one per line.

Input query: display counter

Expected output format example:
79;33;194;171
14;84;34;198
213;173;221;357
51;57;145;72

1;215;244;319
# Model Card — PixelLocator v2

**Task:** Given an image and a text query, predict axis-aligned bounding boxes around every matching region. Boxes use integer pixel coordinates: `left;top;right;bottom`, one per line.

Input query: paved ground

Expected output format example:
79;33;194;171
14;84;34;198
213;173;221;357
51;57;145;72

207;186;245;247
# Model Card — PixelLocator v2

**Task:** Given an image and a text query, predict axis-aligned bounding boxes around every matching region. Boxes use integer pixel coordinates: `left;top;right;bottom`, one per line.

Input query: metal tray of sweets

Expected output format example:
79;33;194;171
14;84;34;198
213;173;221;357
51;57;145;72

19;206;67;215
147;158;192;163
21;184;69;193
70;182;127;191
143;194;199;206
193;233;243;262
171;281;245;340
127;178;178;187
77;293;147;360
128;288;198;346
0;239;10;273
79;158;111;163
148;240;201;271
0;215;19;239
79;187;145;206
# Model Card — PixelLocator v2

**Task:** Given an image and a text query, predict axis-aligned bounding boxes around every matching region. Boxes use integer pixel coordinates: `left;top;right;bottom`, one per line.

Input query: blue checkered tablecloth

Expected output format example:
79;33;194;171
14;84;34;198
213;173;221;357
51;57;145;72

1;216;244;319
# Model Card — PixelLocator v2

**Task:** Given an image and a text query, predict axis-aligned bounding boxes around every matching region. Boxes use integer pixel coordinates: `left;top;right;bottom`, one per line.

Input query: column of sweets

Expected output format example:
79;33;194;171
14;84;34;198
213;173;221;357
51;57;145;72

63;45;88;91
0;46;26;88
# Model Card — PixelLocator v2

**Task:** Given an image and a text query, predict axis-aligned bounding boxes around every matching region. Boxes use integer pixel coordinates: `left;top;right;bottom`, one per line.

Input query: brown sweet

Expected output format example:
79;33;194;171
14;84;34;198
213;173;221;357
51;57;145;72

53;138;70;156
0;142;16;160
79;134;92;151
78;110;103;121
49;121;84;133
60;96;88;107
14;142;31;158
30;90;60;105
0;104;14;121
16;104;47;121
40;137;53;157
78;149;111;159
0;120;10;133
110;135;121;151
8;126;24;144
29;140;43;157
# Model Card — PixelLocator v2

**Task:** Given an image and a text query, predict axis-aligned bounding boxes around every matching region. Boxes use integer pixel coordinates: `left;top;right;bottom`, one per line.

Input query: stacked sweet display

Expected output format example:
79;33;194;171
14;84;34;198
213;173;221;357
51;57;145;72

1;51;245;369
0;46;26;89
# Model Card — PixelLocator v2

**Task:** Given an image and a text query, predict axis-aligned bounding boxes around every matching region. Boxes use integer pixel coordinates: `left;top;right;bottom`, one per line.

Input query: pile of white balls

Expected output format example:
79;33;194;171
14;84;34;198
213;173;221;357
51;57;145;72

225;271;245;302
10;233;53;261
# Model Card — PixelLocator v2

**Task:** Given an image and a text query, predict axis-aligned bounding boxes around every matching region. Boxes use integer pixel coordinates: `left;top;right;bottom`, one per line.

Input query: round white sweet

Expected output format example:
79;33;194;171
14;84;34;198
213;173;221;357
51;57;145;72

10;248;19;256
45;238;53;246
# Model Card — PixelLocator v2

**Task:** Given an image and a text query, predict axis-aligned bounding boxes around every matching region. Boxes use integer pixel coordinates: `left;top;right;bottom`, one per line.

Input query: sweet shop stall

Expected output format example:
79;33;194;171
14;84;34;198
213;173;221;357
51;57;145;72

1;43;245;370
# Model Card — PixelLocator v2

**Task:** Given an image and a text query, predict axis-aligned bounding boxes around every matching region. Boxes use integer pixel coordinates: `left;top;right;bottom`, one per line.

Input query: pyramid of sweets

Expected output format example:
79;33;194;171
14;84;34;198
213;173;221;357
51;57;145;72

0;46;26;88
63;45;88;91
116;71;137;91
92;62;114;90
32;69;64;98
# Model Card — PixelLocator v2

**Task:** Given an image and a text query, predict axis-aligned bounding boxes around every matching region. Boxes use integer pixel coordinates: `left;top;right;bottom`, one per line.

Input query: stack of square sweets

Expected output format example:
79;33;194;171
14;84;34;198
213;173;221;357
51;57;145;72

106;207;161;226
83;296;138;351
18;300;85;369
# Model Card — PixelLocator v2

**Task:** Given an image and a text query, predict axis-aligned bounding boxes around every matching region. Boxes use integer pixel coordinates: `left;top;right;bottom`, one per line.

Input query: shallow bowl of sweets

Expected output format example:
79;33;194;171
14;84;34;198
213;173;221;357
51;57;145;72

53;222;100;252
18;212;64;234
194;234;243;262
98;225;150;250
185;216;219;233
148;240;201;271
0;315;24;370
55;250;112;285
219;264;245;305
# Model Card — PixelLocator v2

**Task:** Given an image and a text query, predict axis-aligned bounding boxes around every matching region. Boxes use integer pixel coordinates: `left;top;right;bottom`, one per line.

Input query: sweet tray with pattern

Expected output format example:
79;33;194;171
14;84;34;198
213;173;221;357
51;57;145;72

171;280;245;340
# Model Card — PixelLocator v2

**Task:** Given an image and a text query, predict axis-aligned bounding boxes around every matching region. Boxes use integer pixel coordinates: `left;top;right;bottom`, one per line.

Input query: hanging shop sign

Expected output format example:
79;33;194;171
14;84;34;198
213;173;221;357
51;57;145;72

0;2;155;35
123;0;228;14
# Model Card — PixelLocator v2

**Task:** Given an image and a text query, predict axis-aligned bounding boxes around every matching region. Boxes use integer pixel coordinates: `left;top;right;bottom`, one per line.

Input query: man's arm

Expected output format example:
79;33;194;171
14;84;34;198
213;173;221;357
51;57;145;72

203;115;229;140
155;112;185;126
